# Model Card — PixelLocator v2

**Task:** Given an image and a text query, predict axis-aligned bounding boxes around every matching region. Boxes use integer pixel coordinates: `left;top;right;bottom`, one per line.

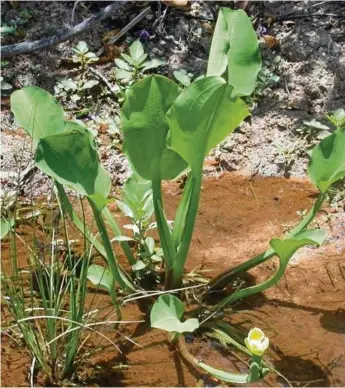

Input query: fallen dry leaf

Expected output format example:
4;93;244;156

162;0;190;10
98;122;109;134
263;34;278;48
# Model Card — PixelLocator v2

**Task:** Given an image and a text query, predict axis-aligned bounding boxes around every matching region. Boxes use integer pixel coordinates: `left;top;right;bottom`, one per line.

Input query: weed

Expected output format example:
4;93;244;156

54;77;99;105
72;41;99;70
113;39;167;102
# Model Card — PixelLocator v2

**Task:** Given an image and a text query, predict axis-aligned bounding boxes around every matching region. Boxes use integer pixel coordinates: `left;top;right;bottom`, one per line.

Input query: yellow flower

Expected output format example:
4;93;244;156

245;328;269;356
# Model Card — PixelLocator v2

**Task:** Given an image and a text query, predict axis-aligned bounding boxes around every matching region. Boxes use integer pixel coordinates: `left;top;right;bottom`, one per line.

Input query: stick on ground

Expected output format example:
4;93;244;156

1;1;127;58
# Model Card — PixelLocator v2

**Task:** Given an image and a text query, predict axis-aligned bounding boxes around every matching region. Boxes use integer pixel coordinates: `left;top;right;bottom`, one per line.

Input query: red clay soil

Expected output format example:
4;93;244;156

1;173;345;387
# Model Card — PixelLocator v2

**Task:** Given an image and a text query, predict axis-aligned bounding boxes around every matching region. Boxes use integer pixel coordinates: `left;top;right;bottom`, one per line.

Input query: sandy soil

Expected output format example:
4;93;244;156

1;174;344;387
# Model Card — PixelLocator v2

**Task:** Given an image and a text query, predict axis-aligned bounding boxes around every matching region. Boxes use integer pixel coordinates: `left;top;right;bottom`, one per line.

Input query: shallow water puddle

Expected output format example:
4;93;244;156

1;173;344;387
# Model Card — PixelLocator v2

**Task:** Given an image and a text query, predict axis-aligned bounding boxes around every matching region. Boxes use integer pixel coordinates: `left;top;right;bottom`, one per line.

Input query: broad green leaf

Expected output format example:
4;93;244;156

87;264;114;291
308;129;345;193
0;218;15;240
207;8;262;96
167;76;249;172
206;8;231;78
270;229;326;266
122;75;187;180
11;86;65;143
35;124;111;197
150;294;199;333
129;40;145;64
141;58;168;72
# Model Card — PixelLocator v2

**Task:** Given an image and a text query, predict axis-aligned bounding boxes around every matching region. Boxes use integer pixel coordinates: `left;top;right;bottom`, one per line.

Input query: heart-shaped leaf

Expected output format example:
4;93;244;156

150;294;199;333
35;124;111;197
167;76;249;172
122;75;187;180
270;229;326;267
11;86;65;143
207;8;261;96
307;129;345;193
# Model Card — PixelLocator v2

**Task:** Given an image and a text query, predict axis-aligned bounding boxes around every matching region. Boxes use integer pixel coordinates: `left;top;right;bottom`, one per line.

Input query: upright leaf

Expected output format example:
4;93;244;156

308;129;345;193
167;76;249;172
122;75;187;180
207;8;262;96
150;294;199;333
11;86;65;143
35;124;111;197
270;229;326;267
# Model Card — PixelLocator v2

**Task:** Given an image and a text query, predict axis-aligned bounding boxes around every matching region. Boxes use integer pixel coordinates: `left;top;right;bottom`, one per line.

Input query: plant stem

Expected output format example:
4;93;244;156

207;192;326;292
178;335;249;383
172;173;193;249
88;198;135;291
152;179;176;272
103;206;136;265
168;172;203;290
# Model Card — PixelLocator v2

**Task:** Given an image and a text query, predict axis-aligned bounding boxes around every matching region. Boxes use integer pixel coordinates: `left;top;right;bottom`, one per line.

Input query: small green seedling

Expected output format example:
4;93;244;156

295;119;330;140
114;39;167;102
72;41;98;70
1;9;32;38
54;77;99;104
326;108;345;129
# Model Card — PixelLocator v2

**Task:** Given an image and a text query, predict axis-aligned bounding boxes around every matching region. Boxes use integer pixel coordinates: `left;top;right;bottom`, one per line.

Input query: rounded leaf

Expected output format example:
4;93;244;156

11;86;65;143
150;294;199;333
308;129;345;193
35;124;111;197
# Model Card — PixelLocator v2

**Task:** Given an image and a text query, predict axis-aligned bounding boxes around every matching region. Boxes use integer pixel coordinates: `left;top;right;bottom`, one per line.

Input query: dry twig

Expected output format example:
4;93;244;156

1;1;127;58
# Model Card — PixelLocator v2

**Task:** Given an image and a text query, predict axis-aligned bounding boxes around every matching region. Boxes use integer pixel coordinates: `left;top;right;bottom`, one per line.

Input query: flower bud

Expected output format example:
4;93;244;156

245;328;269;356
